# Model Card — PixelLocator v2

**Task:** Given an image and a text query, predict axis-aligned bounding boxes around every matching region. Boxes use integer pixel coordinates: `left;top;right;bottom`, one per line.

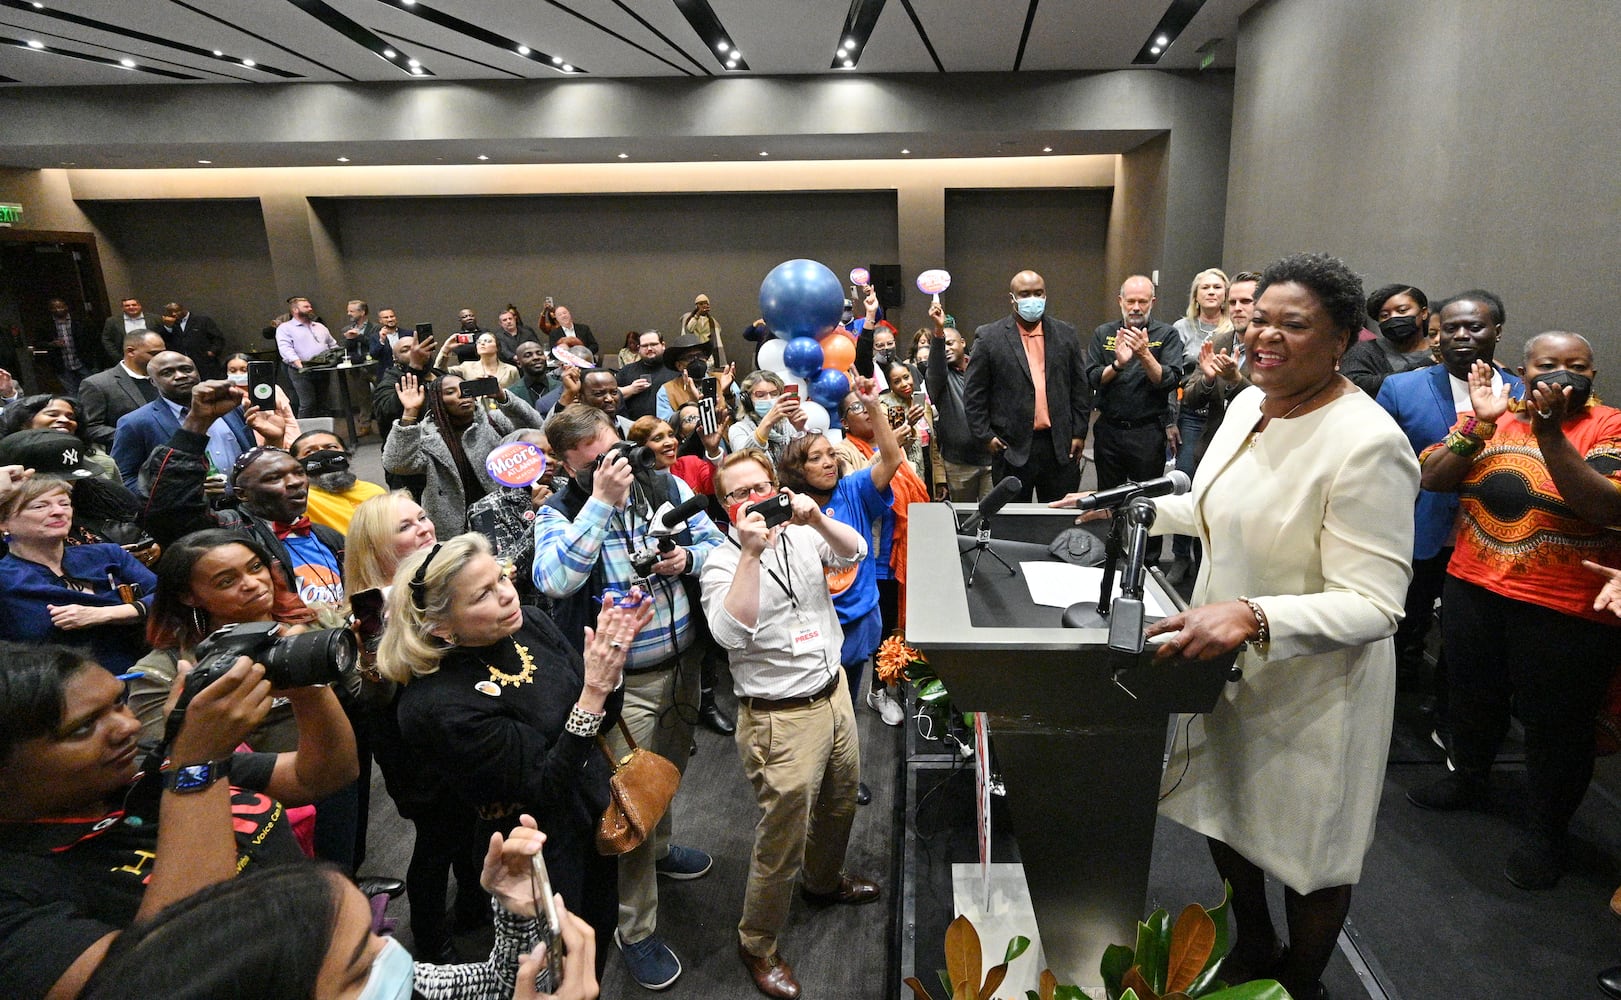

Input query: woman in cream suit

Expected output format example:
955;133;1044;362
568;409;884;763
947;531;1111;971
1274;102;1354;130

1057;253;1419;1000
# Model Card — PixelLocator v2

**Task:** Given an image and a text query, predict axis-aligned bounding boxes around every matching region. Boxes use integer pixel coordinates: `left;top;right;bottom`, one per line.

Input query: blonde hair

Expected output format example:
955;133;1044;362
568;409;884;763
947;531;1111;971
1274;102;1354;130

0;477;71;524
376;532;491;684
714;449;776;499
343;489;419;594
1184;267;1233;332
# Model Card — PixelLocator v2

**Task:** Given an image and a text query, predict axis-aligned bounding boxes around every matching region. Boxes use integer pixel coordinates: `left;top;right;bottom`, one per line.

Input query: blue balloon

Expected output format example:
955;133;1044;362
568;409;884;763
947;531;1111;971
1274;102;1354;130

808;367;851;407
759;259;845;340
782;337;824;378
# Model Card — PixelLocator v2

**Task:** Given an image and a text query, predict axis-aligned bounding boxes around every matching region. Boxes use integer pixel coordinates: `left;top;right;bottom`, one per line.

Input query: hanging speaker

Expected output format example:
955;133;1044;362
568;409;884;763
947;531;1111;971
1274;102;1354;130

868;264;905;310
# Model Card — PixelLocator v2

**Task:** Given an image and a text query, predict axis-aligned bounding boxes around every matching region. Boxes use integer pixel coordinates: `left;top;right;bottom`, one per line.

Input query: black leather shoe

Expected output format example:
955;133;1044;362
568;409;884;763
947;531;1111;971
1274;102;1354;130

700;700;736;735
856;781;871;805
739;944;801;999
356;876;405;900
801;874;881;906
1597;964;1621;999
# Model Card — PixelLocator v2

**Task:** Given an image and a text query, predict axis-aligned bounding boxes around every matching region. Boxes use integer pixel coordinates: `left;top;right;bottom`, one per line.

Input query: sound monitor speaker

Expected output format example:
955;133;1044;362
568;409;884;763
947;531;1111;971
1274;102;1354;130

869;263;905;310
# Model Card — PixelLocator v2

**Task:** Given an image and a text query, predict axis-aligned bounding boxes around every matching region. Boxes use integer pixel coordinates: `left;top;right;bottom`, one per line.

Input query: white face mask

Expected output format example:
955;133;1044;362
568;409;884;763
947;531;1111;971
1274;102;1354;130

358;936;414;1000
226;372;249;386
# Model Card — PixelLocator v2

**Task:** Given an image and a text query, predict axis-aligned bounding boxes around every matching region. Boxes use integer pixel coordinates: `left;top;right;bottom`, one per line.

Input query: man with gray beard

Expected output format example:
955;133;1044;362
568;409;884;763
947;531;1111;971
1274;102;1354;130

290;430;386;532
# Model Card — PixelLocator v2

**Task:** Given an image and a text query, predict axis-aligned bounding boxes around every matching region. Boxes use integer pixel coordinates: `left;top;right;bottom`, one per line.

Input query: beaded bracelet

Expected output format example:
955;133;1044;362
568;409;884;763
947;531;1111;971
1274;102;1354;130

565;703;606;738
1445;430;1484;457
1456;415;1497;441
1236;597;1270;648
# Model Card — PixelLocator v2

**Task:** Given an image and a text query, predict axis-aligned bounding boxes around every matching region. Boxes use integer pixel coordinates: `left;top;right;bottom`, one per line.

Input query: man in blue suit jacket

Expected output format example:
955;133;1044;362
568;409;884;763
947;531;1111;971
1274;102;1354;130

111;351;253;492
1375;290;1519;695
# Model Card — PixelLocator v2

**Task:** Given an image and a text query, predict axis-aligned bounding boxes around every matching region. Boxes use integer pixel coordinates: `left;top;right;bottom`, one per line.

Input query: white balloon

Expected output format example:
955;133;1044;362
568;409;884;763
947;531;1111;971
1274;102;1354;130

799;399;831;433
756;338;787;372
823;428;843;445
779;372;808;394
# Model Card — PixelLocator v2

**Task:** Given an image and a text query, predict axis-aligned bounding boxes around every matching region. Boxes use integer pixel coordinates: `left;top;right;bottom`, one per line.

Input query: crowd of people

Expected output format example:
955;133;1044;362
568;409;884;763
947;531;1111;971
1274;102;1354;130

0;261;1615;1000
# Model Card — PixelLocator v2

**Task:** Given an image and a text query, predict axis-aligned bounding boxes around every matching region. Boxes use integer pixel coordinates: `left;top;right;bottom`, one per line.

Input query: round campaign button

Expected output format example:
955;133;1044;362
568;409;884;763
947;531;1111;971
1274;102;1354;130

485;442;547;488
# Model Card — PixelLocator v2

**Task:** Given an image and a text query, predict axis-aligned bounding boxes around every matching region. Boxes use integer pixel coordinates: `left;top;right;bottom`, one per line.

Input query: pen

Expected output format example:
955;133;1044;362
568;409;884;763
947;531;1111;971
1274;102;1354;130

115;671;145;682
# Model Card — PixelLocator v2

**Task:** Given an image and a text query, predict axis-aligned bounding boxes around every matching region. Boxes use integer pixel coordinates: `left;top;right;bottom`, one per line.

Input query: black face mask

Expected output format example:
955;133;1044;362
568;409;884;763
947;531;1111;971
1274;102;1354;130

1529;369;1593;411
1379;315;1422;342
873;349;894;369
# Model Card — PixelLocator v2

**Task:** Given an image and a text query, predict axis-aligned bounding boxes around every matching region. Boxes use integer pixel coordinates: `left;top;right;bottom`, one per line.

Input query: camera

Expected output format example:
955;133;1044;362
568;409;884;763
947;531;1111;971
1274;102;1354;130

185;621;358;698
595;441;658;476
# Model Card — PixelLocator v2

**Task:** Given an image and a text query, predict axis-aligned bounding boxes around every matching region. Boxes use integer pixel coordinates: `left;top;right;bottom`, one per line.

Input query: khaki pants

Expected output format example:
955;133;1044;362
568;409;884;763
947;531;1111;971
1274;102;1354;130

735;671;862;958
604;652;700;944
942;459;993;503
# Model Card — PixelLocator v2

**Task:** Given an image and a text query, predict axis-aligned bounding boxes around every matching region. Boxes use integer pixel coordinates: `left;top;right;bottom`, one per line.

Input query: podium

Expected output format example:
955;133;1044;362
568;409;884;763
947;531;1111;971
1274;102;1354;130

905;502;1235;986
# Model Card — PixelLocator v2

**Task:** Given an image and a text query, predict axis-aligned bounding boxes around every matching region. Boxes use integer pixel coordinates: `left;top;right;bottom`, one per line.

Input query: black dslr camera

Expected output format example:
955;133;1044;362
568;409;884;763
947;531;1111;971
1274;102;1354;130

185;620;358;699
595;441;658;475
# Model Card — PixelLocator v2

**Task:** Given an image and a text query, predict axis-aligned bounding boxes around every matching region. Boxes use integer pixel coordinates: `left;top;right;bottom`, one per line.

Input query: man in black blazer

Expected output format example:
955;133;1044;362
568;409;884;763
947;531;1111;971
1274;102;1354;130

100;295;160;362
35;297;104;394
962;270;1092;502
339;299;383;366
160;301;227;379
78;329;166;448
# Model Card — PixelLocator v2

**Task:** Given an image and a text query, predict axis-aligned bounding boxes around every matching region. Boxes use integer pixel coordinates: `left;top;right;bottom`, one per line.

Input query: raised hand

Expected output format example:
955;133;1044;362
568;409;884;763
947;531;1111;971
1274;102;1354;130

244;406;289;447
1468;359;1510;423
1114;330;1138;367
928;301;946;332
395;372;426;418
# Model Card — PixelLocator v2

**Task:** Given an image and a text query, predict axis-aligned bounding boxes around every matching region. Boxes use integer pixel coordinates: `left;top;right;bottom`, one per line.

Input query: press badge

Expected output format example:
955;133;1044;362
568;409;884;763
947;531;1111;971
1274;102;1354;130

791;618;824;654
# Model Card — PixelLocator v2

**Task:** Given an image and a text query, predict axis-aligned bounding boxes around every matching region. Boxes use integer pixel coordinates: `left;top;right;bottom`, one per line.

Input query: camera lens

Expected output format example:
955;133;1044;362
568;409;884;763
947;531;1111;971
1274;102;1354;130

260;627;358;688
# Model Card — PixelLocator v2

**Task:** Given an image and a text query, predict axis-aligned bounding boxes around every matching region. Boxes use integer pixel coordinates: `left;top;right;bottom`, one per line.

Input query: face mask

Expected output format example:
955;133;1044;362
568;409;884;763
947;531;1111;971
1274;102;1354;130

727;497;752;527
226;372;248;386
358;937;414;1000
753;399;774;419
1379;315;1421;342
873;350;893;369
1529;369;1593;410
1015;297;1046;323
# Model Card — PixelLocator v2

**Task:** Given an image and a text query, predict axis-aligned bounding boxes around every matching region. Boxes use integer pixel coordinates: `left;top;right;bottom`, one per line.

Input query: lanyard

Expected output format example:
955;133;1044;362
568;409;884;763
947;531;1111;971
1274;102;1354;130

732;532;797;609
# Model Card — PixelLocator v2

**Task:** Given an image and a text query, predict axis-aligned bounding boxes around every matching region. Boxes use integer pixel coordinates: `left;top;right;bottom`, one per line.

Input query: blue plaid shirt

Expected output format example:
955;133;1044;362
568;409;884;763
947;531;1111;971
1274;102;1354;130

531;477;724;670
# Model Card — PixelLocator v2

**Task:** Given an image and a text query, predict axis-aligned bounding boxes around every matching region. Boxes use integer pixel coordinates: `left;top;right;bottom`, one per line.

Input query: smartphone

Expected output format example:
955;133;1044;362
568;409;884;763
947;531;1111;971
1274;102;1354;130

246;361;276;411
746;492;793;528
414;322;433;339
459;375;500;398
781;384;800;403
453;332;473;346
544;296;554;308
700;375;718;400
528;850;564;991
697;395;719;436
349;588;385;654
887;404;907;429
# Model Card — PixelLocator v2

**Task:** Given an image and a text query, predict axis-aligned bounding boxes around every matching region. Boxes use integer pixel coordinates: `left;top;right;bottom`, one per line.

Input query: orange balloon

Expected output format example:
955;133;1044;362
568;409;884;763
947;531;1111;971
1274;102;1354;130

819;332;856;371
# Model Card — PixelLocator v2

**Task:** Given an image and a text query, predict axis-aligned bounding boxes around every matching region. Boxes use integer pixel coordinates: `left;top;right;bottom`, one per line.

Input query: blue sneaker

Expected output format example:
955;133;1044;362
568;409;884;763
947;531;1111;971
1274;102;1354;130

654;844;713;880
616;930;683;990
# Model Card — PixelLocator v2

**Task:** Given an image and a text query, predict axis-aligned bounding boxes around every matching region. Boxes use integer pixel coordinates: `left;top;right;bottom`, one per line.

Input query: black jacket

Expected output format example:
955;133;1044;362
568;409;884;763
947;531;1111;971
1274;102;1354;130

962;314;1091;467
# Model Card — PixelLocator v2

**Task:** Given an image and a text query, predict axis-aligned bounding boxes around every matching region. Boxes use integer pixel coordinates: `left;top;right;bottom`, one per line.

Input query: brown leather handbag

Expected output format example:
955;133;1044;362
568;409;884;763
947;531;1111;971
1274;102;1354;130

595;719;680;856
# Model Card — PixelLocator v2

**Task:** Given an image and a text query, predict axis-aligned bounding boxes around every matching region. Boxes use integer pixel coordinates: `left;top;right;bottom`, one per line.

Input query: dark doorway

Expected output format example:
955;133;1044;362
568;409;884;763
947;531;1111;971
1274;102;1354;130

0;229;109;394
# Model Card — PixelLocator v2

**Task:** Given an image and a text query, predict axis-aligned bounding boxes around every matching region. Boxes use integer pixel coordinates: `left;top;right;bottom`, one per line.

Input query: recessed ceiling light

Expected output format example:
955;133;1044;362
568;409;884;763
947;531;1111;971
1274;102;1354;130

726;60;737;68
32;1;43;7
412;66;425;74
1043;146;1053;152
617;152;628;159
197;159;211;164
900;148;910;155
1157;35;1169;46
242;58;255;66
841;59;853;68
119;58;135;67
516;45;530;56
212;49;223;56
1150;46;1160;54
845;37;856;47
561;63;573;72
407;58;420;67
476;154;489;161
759;151;768;157
26;40;43;49
551;55;562;64
402;0;415;5
383;49;396;58
729;51;740;61
337;157;350;163
716;41;728;53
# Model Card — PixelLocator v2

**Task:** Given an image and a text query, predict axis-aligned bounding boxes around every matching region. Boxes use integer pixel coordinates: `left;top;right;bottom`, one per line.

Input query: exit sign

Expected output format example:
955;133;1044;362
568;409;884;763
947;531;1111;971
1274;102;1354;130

0;203;22;227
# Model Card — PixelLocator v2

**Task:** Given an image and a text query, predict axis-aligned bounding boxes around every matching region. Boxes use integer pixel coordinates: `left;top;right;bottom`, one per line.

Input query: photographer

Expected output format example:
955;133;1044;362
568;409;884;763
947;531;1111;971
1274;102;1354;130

697;451;879;999
385;372;544;537
533;404;725;990
0;640;356;1000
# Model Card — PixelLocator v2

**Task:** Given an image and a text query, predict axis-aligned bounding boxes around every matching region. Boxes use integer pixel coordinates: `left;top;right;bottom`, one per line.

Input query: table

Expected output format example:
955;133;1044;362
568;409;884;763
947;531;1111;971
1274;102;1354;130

302;359;378;444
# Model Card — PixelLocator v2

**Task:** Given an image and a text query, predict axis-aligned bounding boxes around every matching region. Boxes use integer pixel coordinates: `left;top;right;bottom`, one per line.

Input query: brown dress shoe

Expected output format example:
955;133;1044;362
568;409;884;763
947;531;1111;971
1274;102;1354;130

739;943;801;999
800;873;881;906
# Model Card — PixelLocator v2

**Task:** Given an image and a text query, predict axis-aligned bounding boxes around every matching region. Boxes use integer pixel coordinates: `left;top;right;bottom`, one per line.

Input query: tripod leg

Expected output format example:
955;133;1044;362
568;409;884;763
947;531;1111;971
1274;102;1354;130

967;543;988;588
983;544;1016;576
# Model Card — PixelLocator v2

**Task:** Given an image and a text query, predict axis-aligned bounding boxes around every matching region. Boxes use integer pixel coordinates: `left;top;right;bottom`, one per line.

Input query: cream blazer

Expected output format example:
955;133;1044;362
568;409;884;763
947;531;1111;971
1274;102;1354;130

1152;385;1419;892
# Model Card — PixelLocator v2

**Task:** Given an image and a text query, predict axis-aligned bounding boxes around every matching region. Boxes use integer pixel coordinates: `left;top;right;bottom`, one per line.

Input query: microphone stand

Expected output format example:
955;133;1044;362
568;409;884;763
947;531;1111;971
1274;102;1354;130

959;517;1016;588
1104;498;1157;655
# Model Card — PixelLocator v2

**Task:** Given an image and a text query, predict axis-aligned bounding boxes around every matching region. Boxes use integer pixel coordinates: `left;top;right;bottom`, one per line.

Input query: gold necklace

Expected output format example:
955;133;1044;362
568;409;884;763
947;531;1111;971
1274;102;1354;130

486;639;537;687
1249;376;1339;448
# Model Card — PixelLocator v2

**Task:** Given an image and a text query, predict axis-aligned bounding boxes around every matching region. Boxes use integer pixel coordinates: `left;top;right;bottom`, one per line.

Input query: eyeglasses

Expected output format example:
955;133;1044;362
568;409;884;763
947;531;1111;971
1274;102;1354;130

843;403;866;415
723;482;778;505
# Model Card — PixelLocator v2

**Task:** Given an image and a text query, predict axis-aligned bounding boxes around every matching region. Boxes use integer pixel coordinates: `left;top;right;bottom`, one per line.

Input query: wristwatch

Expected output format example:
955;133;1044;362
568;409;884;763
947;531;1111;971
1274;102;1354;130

162;757;232;794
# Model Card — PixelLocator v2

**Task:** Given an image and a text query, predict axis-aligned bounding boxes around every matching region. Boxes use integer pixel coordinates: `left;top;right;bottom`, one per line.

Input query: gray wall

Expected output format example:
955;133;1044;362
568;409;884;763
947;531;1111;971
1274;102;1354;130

1224;0;1621;373
945;189;1112;340
77;199;278;352
329;191;897;360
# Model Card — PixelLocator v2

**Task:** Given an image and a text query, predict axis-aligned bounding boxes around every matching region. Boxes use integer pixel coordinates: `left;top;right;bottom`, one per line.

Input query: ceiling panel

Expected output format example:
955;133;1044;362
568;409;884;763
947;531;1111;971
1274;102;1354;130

907;0;1024;72
708;0;847;76
851;0;940;74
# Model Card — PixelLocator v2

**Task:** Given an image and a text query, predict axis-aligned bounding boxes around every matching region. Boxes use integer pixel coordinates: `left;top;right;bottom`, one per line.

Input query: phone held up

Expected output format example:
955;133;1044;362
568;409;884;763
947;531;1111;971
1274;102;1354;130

458;376;501;398
530;850;564;992
746;491;793;528
246;361;276;411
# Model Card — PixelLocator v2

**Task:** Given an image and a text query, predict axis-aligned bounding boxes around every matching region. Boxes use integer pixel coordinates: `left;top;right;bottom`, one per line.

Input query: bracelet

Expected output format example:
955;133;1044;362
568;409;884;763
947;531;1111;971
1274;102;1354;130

1456;415;1497;441
1236;597;1270;647
565;703;606;738
1445;430;1484;456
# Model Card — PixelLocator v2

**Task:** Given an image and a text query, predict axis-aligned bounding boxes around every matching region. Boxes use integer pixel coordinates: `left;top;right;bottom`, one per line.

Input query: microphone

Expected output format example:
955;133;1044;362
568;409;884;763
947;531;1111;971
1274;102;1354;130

958;476;1023;534
1074;470;1190;512
658;493;710;530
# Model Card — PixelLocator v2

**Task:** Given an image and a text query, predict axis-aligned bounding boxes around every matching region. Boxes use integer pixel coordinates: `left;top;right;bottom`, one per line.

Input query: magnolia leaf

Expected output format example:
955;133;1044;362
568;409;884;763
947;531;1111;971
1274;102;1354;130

1053;985;1090;1000
1100;942;1134;999
903;976;938;1000
955;982;978;1000
1187;884;1235;996
918;678;949;701
979;963;1009;1000
1123;965;1161;1000
1120;991;1140;1000
1004;935;1032;963
1203;980;1292;1000
1165;903;1216;993
938;969;954;998
945;915;983;993
1040;967;1059;1000
1134;910;1171;996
